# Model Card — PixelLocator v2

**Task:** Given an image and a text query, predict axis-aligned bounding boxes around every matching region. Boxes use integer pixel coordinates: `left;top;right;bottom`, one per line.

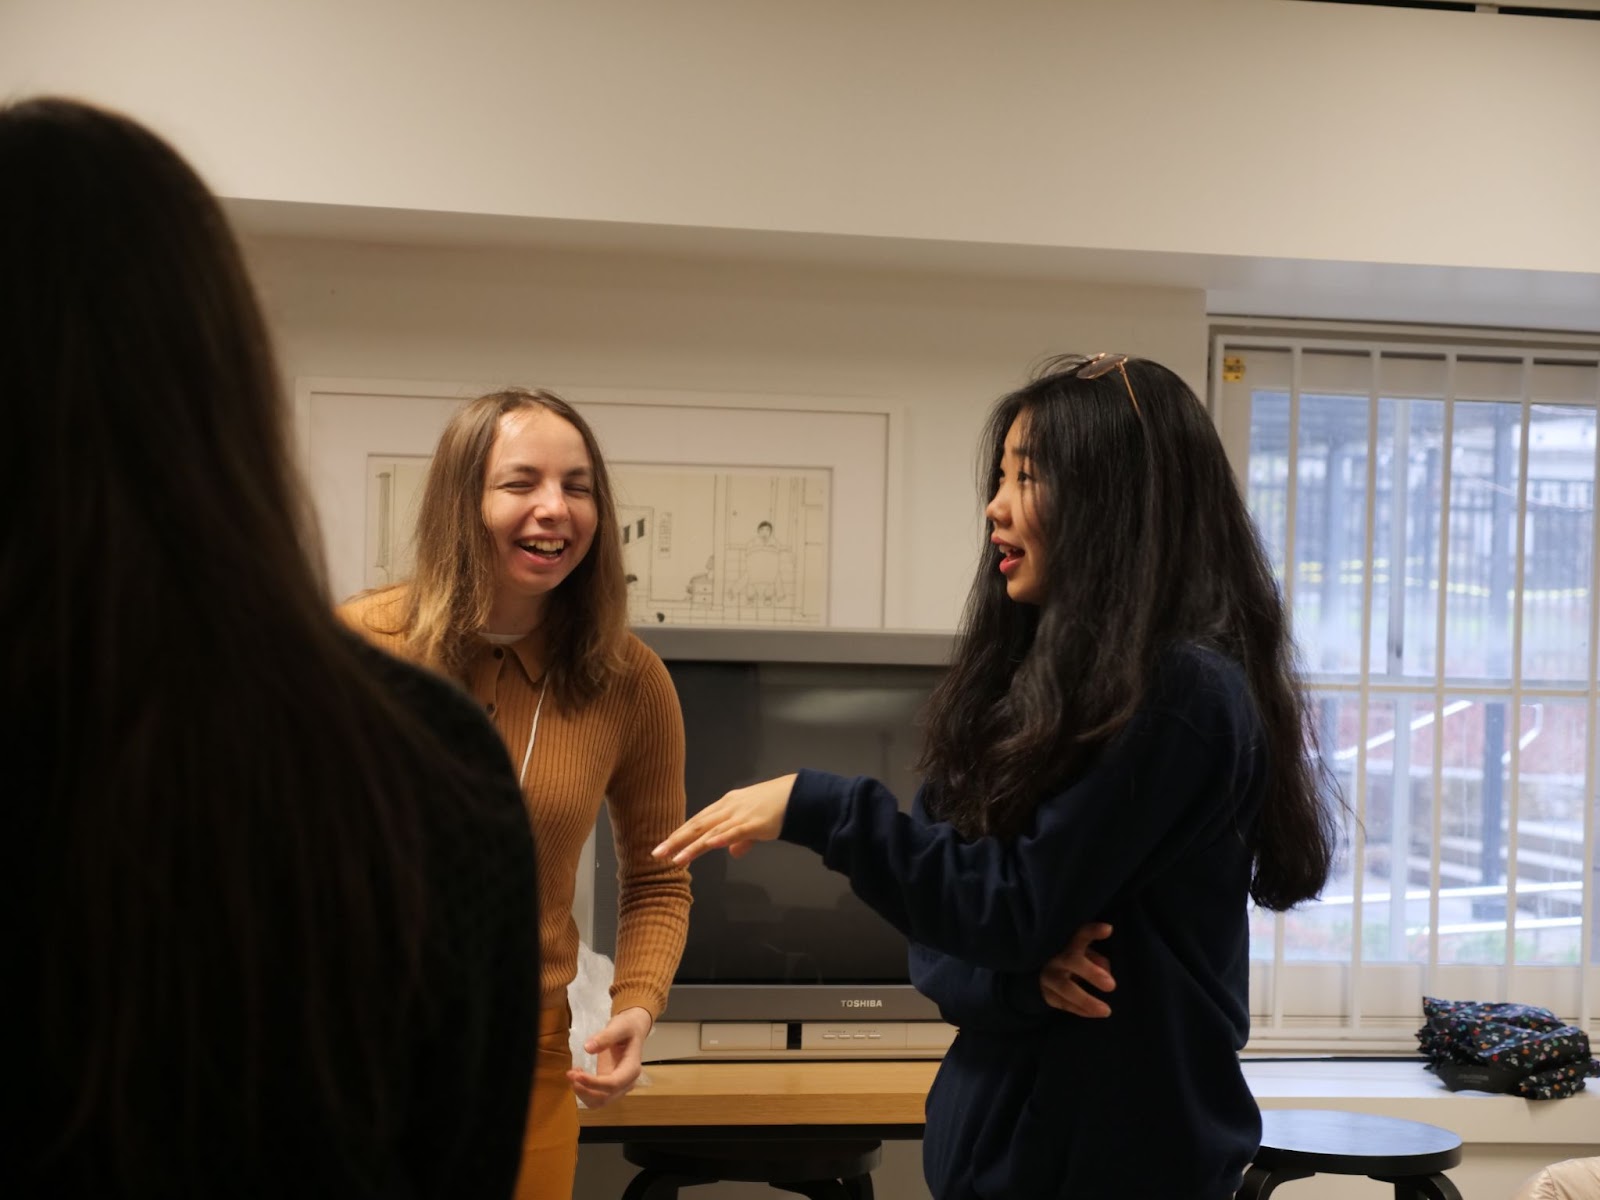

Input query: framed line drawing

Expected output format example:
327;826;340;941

612;463;830;627
294;378;904;628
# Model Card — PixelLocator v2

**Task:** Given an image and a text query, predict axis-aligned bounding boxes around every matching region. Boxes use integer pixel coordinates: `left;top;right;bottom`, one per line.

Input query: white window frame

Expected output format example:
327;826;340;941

1210;325;1600;1052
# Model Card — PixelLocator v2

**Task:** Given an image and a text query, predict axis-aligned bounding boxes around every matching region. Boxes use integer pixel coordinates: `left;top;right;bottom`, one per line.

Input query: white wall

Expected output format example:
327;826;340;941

249;234;1206;629
7;0;1600;277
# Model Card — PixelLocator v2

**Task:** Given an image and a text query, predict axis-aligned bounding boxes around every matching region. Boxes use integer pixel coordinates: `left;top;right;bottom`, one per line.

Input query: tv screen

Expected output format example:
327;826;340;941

593;628;950;1014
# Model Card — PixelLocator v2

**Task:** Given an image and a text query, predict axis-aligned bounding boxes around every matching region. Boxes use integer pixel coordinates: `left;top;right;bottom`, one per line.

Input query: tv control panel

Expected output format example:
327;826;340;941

641;1020;956;1062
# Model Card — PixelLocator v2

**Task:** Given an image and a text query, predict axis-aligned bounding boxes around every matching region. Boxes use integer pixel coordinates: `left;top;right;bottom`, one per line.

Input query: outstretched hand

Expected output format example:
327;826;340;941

652;774;798;865
1040;922;1116;1018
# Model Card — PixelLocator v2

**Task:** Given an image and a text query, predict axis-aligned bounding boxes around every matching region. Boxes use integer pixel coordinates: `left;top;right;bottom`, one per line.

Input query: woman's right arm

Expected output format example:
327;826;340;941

908;942;1050;1032
905;788;1116;1029
910;922;1115;1030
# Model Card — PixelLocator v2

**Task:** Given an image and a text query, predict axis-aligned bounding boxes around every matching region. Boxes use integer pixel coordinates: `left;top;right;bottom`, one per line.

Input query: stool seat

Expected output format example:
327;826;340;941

1239;1109;1464;1199
621;1139;881;1199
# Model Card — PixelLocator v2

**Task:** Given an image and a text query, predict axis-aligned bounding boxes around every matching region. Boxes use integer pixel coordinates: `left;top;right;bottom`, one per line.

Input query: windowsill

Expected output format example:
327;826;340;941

1243;1058;1599;1144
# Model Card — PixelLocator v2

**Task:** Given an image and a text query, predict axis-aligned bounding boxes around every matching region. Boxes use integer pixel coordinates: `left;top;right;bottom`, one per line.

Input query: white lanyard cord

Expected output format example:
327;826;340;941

518;675;549;787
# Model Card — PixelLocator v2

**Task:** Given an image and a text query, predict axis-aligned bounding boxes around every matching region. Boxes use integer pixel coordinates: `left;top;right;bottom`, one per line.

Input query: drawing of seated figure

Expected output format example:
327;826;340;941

686;555;715;606
733;520;786;605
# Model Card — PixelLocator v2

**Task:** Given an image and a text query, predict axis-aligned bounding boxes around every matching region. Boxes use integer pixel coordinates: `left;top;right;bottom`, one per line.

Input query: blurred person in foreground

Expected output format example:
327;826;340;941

1;96;540;1199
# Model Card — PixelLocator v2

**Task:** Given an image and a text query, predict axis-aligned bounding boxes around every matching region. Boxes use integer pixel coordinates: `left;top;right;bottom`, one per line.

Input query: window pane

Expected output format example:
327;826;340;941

1230;341;1600;1009
1521;405;1595;684
1368;401;1396;675
1399;400;1447;679
1593;781;1600;968
1437;697;1512;965
1248;902;1274;964
1359;695;1438;963
1446;403;1523;681
1248;391;1290;588
1275;692;1358;961
1294;398;1371;676
1512;699;1587;965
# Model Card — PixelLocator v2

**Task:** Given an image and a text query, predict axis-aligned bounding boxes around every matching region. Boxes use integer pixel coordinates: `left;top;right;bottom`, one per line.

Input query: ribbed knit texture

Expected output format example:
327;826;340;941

339;588;691;1019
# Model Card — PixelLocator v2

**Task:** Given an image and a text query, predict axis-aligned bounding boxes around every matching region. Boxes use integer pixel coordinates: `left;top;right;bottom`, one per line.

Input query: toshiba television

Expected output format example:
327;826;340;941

593;626;956;1060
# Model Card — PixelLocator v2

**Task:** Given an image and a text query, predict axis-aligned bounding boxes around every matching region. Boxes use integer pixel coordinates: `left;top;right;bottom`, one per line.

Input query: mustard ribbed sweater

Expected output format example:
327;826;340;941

338;588;692;1020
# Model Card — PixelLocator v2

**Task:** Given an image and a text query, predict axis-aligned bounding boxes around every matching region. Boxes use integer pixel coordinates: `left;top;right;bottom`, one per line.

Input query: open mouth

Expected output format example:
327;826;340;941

517;537;567;562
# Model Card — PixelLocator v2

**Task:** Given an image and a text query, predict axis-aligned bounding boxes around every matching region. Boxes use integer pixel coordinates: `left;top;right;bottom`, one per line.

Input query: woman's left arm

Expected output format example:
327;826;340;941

602;648;694;1021
569;649;692;1107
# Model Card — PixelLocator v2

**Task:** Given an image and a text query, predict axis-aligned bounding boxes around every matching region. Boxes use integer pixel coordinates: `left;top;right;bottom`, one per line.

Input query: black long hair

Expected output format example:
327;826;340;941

0;98;476;1193
919;355;1336;911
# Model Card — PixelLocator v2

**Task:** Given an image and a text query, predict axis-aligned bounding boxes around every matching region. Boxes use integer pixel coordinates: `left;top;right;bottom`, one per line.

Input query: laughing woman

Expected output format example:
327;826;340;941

655;356;1337;1200
340;389;692;1200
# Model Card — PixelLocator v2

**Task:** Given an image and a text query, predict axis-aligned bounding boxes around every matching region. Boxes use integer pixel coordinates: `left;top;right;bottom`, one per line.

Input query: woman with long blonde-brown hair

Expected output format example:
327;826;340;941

341;388;691;1199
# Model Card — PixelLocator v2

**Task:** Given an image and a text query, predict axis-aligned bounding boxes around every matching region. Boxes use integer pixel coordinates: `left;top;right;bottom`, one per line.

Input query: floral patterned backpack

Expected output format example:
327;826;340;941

1417;996;1600;1101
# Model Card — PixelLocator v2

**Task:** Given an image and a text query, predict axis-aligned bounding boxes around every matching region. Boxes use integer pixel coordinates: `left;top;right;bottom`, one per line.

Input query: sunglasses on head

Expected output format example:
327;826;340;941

1061;353;1142;422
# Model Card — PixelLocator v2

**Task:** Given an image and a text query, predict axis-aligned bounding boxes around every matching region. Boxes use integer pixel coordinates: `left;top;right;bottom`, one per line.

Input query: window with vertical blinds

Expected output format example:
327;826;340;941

1211;331;1599;1050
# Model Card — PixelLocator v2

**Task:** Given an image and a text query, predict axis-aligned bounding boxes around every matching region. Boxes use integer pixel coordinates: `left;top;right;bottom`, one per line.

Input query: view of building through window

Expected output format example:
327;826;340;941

1215;337;1598;1040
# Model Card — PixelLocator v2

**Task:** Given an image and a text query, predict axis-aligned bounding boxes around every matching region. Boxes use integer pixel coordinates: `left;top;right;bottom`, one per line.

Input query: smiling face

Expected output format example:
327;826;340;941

984;411;1047;606
480;407;598;632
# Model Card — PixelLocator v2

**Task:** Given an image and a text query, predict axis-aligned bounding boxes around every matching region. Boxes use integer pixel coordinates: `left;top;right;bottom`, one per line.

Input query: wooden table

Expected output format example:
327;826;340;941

577;1060;937;1141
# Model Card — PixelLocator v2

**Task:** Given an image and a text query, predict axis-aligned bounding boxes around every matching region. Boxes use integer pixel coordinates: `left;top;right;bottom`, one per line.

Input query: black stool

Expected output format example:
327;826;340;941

619;1139;881;1199
1239;1109;1464;1199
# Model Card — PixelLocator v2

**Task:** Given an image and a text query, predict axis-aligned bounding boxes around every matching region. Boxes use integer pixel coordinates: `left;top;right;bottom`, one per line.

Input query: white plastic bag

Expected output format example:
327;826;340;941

566;941;651;1107
566;941;615;1079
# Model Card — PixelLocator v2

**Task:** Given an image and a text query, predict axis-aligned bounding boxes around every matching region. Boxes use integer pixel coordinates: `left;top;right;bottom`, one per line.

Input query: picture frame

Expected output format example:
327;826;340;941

294;377;906;627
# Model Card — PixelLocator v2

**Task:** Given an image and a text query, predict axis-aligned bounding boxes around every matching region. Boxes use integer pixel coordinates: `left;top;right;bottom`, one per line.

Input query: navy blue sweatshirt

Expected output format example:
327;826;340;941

781;644;1266;1199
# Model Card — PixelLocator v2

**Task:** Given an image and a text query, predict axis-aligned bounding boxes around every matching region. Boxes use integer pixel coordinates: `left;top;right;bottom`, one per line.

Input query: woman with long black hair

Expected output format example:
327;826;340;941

656;354;1338;1199
2;98;539;1198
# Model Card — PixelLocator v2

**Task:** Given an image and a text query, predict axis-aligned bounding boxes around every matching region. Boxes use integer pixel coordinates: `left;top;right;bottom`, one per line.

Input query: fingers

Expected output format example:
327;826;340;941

654;776;794;864
567;1065;637;1108
571;1081;611;1107
1064;949;1115;995
1067;922;1114;954
651;803;724;862
568;1044;644;1108
652;800;748;865
1040;969;1112;1019
584;1008;652;1055
1055;923;1116;993
662;824;734;865
1038;920;1115;1018
654;813;755;865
